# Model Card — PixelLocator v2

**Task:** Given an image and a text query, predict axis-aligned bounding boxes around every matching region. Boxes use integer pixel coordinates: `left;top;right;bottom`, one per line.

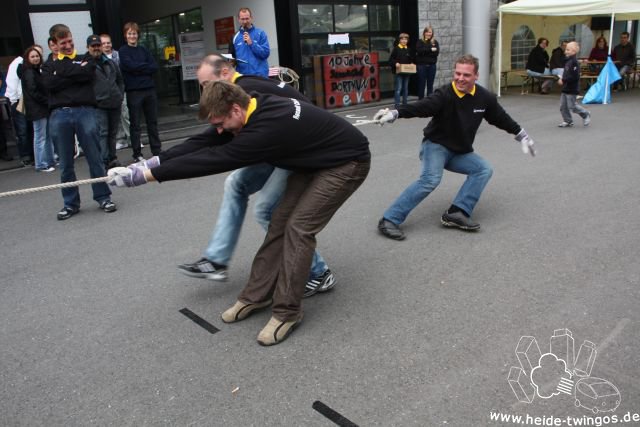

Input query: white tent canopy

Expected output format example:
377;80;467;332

493;0;640;95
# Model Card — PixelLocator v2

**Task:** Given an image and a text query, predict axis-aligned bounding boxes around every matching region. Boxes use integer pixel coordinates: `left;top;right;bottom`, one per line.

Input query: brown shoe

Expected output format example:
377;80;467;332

221;299;272;323
257;315;303;346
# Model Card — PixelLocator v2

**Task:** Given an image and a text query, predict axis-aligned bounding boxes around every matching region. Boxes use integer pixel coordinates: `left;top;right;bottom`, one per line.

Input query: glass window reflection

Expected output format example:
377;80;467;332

298;5;333;33
368;5;399;31
301;38;335;68
335;4;368;32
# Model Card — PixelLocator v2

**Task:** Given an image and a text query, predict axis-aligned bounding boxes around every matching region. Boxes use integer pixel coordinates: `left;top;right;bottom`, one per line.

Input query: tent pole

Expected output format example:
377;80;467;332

497;11;502;97
608;13;615;54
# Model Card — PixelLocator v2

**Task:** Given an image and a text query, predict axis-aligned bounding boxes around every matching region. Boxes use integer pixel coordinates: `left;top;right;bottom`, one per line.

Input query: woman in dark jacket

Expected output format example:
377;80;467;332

21;45;55;172
389;32;414;106
415;26;440;99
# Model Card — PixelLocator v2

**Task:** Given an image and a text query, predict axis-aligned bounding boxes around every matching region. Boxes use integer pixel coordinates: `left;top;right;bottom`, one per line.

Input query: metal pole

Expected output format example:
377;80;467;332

462;0;491;88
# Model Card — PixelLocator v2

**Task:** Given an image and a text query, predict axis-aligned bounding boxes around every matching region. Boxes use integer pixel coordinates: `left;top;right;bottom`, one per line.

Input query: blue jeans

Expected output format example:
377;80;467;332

11;102;33;161
33;117;55;169
126;88;161;157
383;139;493;225
526;68;553;90
96;108;121;164
394;73;410;105
49;107;111;209
203;163;328;278
417;64;437;99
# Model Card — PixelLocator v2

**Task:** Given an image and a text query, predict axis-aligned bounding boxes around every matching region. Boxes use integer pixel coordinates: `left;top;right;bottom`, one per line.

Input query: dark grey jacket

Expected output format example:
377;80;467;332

90;53;124;109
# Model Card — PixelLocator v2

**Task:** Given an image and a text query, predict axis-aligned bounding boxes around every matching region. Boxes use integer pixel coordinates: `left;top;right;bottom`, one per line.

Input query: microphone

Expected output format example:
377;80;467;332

241;25;248;44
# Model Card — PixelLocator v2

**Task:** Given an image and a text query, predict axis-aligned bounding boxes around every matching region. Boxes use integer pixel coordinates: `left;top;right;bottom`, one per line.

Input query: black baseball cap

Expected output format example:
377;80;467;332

87;35;101;46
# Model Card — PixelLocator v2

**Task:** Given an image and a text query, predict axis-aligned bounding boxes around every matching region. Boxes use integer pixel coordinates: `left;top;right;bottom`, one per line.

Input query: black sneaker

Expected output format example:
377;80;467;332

177;258;228;281
100;199;117;213
304;269;336;298
57;206;79;220
440;210;480;231
378;218;406;240
107;159;122;169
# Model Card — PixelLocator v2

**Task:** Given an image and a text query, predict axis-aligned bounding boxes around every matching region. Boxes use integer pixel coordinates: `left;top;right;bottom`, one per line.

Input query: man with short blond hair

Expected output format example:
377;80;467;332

375;54;535;240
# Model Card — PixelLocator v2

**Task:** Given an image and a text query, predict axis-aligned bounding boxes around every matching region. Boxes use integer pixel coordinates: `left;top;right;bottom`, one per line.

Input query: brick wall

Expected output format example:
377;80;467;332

417;0;499;89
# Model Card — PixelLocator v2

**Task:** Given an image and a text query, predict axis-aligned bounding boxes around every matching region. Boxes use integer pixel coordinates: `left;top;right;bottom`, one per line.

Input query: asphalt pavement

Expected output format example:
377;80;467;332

1;89;639;426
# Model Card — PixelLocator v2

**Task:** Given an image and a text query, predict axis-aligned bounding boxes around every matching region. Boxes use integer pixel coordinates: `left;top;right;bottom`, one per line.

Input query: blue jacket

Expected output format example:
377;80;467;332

229;25;270;77
119;44;158;91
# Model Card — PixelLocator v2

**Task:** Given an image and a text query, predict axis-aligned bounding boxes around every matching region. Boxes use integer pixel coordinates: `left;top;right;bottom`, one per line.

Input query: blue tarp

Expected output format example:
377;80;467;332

582;57;622;104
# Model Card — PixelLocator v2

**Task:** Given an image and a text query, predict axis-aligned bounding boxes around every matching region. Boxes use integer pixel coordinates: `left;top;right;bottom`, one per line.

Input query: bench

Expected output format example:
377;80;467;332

514;72;558;95
580;74;598;90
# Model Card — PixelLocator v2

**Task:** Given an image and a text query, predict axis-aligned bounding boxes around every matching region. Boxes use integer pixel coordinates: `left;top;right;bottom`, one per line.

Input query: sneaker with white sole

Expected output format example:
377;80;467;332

583;112;591;127
177;258;228;281
304;269;336;298
99;199;117;213
557;121;573;128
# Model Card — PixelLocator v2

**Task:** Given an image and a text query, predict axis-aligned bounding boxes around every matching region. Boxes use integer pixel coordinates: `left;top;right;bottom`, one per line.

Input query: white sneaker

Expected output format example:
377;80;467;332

116;142;129;150
558;121;573;128
583;112;591;127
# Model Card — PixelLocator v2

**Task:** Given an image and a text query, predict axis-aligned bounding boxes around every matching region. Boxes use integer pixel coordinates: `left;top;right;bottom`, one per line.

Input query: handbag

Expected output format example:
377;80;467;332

16;97;25;114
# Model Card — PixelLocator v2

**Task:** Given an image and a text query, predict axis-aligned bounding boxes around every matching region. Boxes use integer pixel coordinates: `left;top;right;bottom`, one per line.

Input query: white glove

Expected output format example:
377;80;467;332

515;129;536;157
136;156;160;169
107;166;148;187
373;108;399;126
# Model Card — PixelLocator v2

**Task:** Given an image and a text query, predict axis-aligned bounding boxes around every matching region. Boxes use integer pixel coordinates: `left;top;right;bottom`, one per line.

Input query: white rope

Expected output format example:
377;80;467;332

1;117;379;199
0;176;111;198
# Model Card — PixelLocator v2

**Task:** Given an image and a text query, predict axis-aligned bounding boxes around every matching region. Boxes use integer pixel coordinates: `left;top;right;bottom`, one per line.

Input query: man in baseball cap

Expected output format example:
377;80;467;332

86;33;124;169
87;34;101;47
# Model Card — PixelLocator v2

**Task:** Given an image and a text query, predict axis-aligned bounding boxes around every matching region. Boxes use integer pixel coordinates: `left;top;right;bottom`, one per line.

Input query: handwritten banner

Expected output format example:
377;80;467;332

321;52;380;109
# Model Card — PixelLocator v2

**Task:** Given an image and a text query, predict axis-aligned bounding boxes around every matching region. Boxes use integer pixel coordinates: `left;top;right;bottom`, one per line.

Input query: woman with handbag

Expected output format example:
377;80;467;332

415;26;440;99
389;33;414;106
21;46;55;172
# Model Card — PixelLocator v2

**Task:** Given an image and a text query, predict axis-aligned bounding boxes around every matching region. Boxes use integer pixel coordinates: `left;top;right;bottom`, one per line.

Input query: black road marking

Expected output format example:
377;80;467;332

312;401;358;427
179;308;220;334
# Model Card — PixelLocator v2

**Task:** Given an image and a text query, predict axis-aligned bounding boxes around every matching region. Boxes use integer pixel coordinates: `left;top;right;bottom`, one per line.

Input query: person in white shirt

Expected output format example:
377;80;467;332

6;56;33;165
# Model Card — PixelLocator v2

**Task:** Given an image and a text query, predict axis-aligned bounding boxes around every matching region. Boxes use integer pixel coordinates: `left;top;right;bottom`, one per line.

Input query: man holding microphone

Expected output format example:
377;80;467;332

229;7;270;77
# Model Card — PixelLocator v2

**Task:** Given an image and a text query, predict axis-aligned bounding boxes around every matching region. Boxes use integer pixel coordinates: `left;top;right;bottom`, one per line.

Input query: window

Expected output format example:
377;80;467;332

559;24;593;58
295;1;401;102
368;4;399;31
298;5;333;34
511;25;535;70
334;4;368;32
178;9;203;33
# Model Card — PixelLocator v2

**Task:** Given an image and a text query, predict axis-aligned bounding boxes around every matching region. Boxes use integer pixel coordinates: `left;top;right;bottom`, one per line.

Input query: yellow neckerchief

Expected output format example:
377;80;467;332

57;50;78;60
451;81;476;98
231;72;243;83
397;43;408;49
244;98;257;124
